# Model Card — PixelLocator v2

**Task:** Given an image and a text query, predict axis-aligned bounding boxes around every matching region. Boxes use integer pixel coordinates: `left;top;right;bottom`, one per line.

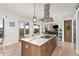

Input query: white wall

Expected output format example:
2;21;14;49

50;4;76;42
4;16;19;46
0;8;25;46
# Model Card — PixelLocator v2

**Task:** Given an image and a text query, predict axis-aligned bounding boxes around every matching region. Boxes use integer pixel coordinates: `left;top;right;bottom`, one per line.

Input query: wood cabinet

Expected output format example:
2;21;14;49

21;37;57;56
41;37;57;56
21;41;30;56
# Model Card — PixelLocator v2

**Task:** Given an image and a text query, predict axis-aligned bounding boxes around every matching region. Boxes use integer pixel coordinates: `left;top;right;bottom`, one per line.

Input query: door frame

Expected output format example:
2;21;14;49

73;20;76;44
64;20;73;43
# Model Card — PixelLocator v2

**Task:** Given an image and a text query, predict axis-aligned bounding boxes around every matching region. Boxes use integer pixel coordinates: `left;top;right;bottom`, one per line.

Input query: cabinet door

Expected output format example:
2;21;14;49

46;40;53;56
29;44;40;56
21;41;30;56
49;39;53;55
41;43;47;56
53;37;57;49
47;38;57;56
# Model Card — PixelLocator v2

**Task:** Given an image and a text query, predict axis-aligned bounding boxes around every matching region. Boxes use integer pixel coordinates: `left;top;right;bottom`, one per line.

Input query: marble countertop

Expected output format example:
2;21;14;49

21;34;57;46
21;35;42;42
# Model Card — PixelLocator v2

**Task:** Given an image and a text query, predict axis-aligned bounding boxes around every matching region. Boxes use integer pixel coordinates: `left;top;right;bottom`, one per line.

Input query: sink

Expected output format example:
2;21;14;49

41;34;51;39
30;37;48;46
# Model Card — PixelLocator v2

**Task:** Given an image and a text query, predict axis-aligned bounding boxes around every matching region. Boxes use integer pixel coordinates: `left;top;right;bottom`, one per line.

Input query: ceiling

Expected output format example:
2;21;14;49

0;3;45;19
0;3;76;20
50;3;76;19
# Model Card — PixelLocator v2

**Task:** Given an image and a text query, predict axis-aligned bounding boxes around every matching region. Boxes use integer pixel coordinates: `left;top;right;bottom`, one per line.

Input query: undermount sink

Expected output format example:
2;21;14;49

41;34;51;39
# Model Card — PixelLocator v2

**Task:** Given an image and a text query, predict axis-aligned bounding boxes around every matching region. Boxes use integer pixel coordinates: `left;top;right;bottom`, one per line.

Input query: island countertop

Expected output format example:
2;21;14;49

21;34;57;46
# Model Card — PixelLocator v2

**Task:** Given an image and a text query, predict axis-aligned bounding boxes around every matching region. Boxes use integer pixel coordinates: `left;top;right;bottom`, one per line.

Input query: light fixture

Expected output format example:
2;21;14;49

33;3;37;23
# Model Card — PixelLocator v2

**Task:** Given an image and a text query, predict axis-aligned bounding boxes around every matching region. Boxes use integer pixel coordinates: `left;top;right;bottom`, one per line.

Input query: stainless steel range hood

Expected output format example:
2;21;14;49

39;3;53;22
39;17;53;22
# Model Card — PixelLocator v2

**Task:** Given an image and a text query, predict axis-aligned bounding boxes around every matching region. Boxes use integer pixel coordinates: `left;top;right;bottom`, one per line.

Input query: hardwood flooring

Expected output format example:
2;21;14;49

0;41;78;56
52;41;77;56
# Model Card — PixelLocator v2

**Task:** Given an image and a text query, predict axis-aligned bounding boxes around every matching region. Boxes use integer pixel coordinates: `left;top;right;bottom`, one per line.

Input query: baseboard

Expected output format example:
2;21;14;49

4;41;19;48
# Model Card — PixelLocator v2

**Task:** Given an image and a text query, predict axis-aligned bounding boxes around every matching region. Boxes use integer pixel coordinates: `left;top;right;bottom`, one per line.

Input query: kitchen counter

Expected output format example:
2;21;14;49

21;34;57;56
21;35;42;42
21;34;56;46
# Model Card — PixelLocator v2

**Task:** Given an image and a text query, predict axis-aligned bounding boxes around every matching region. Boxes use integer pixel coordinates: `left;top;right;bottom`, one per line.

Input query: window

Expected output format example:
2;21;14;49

33;24;40;34
19;21;25;38
25;23;29;35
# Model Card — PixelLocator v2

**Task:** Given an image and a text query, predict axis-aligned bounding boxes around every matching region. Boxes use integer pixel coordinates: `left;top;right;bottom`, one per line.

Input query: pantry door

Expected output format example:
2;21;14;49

64;20;72;42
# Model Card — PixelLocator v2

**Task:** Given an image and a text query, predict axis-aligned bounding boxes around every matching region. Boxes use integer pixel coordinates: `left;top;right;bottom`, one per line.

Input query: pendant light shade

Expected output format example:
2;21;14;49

33;16;37;22
33;3;37;22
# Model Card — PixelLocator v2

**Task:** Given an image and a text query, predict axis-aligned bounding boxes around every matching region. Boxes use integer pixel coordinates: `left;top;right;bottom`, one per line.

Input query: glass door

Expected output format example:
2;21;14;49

0;17;4;38
0;17;4;40
19;21;25;38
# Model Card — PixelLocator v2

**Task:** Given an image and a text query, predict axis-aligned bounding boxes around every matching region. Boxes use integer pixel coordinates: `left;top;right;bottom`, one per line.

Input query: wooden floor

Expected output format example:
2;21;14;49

0;41;78;56
52;41;77;56
0;43;21;56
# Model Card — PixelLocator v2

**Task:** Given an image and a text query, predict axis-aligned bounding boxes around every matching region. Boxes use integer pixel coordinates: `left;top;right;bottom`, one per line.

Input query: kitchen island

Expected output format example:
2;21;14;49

21;34;57;56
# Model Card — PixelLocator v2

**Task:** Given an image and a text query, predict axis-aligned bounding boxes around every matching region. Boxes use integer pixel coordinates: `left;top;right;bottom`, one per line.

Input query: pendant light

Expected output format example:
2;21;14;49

33;3;37;23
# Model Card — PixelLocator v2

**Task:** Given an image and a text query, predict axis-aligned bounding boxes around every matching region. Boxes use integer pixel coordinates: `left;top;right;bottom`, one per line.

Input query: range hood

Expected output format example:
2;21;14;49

39;3;53;22
39;17;53;22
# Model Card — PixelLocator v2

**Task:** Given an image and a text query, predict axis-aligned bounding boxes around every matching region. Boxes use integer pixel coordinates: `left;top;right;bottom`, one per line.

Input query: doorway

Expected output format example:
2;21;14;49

64;20;72;42
0;17;4;39
19;21;25;41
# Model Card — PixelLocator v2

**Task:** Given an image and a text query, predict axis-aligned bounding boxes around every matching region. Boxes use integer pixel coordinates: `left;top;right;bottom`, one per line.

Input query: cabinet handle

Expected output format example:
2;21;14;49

26;44;28;48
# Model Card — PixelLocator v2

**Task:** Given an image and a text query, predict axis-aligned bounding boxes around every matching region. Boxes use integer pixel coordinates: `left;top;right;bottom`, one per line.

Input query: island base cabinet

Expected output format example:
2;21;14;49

21;37;57;56
21;41;30;56
41;37;57;56
21;40;41;56
29;44;41;56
